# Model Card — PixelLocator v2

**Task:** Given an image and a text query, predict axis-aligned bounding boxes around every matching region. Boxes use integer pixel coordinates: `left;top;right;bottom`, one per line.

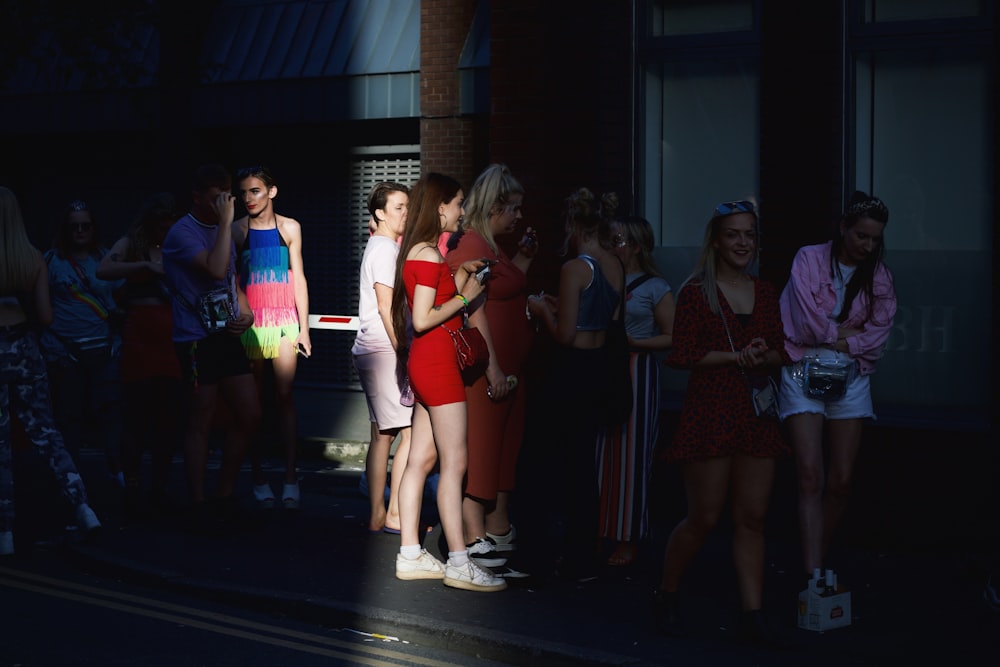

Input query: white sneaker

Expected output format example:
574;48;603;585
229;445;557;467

486;525;517;552
281;483;300;510
253;483;276;509
76;504;102;534
467;537;507;567
491;564;531;579
395;550;446;581
444;559;507;592
0;531;13;556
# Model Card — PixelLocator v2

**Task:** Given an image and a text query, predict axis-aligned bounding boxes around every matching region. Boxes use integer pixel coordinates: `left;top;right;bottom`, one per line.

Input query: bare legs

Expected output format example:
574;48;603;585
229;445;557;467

462;492;512;544
398;401;467;553
271;340;300;486
788;413;863;574
183;373;260;504
366;423;411;532
250;337;299;493
659;455;775;611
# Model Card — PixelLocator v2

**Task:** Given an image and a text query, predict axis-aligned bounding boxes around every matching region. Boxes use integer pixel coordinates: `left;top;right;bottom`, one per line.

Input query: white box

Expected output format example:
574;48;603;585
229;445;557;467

797;587;852;632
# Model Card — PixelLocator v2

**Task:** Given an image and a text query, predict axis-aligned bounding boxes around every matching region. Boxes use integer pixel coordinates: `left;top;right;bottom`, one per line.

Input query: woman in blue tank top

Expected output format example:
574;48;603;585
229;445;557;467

525;187;624;582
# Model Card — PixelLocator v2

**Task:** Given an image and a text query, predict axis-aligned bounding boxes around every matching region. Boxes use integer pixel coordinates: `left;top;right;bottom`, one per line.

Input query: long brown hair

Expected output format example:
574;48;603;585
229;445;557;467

832;190;890;324
125;192;178;261
390;172;462;351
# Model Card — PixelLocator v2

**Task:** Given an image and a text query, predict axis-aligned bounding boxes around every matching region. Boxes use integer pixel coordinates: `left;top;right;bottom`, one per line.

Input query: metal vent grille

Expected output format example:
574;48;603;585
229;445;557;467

295;148;420;390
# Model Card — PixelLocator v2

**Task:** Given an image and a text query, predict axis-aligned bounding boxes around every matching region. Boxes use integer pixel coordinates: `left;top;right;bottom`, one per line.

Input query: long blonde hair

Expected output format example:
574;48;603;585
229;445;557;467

0;186;40;293
462;164;524;255
682;202;760;315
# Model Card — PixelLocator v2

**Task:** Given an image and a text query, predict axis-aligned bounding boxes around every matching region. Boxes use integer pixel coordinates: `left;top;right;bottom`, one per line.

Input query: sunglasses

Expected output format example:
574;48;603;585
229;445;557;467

67;222;94;232
714;200;755;216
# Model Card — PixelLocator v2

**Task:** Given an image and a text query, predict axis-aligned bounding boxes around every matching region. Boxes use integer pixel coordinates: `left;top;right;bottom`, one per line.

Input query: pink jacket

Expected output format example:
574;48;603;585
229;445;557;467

779;242;896;376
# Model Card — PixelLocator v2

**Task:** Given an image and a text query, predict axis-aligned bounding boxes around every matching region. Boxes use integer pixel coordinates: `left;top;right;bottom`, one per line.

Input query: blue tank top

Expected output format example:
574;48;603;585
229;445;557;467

576;254;619;331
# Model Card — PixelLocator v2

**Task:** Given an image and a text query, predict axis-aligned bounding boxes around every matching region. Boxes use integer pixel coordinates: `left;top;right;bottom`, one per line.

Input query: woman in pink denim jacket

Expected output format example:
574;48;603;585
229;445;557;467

778;191;896;580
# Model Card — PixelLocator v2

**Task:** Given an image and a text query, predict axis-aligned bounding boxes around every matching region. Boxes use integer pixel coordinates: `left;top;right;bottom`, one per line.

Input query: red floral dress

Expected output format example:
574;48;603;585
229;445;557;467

665;277;789;463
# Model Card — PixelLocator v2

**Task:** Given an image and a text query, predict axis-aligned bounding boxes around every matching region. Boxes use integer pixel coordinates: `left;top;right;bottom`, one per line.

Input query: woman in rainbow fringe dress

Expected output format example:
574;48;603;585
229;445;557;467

233;166;312;510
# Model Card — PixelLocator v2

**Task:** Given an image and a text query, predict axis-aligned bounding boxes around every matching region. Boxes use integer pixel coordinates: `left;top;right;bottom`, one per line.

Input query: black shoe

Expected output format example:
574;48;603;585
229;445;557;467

653;589;685;637
739;609;789;649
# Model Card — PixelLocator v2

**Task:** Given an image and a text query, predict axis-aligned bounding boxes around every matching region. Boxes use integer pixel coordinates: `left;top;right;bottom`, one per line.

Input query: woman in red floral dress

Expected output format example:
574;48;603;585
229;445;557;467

653;200;789;645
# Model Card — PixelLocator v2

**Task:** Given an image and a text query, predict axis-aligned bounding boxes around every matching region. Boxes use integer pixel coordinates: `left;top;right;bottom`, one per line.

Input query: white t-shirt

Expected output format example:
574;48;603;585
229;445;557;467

831;262;857;322
352;235;399;355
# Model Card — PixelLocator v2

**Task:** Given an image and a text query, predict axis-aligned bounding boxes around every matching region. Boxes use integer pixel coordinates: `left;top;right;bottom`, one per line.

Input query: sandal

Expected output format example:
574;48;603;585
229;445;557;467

253;483;275;510
281;483;300;510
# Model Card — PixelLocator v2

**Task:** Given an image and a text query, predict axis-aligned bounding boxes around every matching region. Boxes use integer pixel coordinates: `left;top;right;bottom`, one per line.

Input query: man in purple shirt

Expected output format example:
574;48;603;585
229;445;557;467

162;163;260;529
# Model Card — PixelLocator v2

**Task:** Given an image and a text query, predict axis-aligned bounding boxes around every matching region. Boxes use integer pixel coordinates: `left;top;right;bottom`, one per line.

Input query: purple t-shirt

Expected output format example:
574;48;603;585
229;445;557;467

162;214;239;342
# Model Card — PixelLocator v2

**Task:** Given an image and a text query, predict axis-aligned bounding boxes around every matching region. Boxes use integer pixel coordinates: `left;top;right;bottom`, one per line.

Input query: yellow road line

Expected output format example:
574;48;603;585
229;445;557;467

0;566;459;667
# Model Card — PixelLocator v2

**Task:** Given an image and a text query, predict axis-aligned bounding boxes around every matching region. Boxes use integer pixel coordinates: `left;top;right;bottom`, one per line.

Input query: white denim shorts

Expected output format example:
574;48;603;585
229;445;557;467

777;356;874;421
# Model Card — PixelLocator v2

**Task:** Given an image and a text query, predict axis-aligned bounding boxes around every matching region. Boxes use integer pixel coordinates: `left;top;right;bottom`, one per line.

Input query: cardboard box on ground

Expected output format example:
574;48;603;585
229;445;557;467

798;568;852;632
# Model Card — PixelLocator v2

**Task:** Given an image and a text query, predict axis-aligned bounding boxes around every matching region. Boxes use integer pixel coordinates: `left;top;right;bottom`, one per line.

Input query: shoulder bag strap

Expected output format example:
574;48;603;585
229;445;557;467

625;273;655;296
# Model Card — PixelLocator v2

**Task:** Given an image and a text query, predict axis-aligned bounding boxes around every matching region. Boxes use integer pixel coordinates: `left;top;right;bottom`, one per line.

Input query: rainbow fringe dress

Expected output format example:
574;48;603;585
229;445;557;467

239;226;300;360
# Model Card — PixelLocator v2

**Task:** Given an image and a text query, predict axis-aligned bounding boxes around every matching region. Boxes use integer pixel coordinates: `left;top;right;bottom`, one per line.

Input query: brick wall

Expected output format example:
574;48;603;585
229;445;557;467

420;0;479;186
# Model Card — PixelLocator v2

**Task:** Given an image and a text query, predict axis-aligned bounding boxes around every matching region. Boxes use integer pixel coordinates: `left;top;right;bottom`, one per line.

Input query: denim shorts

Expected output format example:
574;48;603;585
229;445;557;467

777;361;874;421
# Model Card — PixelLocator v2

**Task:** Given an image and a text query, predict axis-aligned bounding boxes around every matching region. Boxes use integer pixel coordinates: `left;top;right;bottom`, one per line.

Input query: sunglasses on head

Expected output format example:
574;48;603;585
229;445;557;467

714;200;755;216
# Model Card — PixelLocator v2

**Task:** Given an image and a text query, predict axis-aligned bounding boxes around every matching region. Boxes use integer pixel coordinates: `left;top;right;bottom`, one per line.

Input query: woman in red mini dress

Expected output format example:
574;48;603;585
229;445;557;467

653;200;789;645
389;173;505;592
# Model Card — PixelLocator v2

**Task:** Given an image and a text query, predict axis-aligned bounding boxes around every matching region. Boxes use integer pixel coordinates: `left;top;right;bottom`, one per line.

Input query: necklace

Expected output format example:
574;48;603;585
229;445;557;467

719;274;744;287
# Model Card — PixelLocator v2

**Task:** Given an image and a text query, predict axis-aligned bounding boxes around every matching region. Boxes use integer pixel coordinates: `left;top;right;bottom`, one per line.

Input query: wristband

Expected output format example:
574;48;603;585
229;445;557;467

455;293;469;307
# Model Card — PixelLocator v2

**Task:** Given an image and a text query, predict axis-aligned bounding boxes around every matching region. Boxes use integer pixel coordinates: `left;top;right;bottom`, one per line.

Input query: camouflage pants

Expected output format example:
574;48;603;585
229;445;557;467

1;331;89;534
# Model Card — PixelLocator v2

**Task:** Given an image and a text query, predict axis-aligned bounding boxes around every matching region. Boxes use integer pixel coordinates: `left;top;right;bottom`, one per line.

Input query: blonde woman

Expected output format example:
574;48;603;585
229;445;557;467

525;187;625;582
446;164;537;575
1;186;101;556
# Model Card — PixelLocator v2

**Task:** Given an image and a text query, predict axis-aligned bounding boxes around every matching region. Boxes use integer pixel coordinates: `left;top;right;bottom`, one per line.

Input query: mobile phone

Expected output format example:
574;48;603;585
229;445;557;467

296;342;310;358
475;260;495;284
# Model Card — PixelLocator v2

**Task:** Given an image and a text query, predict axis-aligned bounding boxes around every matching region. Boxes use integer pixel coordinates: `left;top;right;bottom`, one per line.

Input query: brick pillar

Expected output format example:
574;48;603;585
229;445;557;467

420;0;478;186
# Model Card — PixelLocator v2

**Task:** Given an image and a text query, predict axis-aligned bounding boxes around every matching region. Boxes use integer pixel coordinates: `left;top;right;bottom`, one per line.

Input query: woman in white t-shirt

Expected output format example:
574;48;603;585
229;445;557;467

353;182;414;533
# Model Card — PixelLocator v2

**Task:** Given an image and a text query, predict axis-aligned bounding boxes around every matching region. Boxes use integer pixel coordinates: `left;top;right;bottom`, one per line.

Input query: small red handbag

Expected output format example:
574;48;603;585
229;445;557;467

441;324;489;374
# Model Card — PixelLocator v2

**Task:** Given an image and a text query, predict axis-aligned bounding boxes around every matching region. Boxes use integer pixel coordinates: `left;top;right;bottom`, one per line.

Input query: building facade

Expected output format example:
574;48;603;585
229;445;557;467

1;0;995;435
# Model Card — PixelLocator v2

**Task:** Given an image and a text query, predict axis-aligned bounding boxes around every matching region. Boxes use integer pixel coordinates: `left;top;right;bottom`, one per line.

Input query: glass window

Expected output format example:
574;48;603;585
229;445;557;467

650;0;754;36
863;0;984;22
642;57;759;398
644;59;760;250
853;46;992;420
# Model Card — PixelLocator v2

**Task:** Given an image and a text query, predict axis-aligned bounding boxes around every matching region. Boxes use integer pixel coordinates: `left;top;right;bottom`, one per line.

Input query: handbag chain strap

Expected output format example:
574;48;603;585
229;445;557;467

719;308;750;380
